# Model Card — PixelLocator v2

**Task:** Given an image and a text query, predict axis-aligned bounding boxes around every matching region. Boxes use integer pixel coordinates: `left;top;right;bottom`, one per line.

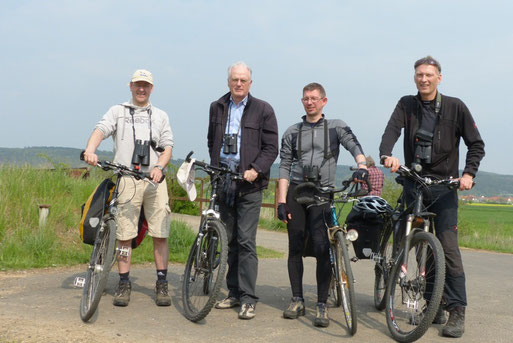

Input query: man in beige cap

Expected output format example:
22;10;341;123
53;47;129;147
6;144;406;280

83;69;174;307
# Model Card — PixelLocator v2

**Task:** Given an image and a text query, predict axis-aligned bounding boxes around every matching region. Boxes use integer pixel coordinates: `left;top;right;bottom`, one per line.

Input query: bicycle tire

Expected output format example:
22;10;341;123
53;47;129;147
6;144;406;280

334;231;357;335
182;219;228;322
330;241;342;307
80;218;117;322
385;231;445;342
374;223;394;311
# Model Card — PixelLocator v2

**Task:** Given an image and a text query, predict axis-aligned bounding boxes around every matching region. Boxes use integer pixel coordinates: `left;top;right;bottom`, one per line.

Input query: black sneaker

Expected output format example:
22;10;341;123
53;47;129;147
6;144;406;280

313;302;329;327
113;280;131;307
442;306;465;338
155;280;171;306
283;297;305;319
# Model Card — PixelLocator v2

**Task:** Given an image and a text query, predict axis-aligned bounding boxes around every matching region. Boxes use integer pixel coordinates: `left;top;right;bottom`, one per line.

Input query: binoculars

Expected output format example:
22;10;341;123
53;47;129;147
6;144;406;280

132;139;150;166
414;129;433;165
303;165;320;182
223;133;238;155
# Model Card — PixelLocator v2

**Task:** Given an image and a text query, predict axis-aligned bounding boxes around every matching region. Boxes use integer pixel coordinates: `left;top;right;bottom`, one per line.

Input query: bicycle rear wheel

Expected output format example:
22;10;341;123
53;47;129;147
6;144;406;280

182;219;228;322
385;231;445;342
374;223;394;310
80;218;117;322
333;231;357;335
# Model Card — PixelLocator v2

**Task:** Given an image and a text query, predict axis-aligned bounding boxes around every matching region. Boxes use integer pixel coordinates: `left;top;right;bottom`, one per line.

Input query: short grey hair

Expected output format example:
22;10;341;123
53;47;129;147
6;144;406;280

414;55;442;73
227;61;252;80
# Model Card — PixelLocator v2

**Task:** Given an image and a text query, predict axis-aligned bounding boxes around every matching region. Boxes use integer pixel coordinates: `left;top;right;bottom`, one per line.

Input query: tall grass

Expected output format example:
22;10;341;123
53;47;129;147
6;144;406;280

0;165;196;270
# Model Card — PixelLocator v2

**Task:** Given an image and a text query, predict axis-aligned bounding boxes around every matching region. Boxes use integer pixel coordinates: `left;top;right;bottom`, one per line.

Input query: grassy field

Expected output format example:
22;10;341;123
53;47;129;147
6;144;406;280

0;165;280;271
458;203;513;253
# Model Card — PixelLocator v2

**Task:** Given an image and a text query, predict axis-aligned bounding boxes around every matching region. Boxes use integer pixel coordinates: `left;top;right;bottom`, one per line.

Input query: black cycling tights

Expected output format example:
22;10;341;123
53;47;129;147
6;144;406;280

286;184;331;304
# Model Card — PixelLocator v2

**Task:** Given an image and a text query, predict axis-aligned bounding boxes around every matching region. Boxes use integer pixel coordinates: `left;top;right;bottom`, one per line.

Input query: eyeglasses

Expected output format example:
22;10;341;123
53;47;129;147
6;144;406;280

301;97;324;103
230;78;250;84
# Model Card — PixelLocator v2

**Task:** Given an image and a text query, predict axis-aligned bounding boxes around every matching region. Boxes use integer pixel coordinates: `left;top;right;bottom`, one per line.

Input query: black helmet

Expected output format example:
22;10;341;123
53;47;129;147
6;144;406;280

353;196;393;214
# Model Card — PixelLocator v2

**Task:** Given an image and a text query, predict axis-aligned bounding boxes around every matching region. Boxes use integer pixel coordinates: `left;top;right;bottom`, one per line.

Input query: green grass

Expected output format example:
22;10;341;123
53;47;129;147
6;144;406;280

458;204;513;253
0;165;281;270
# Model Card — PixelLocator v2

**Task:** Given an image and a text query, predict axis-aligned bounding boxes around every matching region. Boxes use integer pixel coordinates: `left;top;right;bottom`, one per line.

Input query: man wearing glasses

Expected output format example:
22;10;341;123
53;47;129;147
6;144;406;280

207;61;279;320
277;82;368;327
379;56;485;338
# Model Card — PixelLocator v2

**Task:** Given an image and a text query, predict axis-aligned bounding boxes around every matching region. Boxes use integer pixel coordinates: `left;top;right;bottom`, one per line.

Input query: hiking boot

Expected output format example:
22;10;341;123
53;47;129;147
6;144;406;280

313;302;329;327
409;304;447;325
155;280;171;306
215;296;240;309
432;305;447;324
113;280;131;306
442;306;465;338
238;303;256;319
283;297;305;319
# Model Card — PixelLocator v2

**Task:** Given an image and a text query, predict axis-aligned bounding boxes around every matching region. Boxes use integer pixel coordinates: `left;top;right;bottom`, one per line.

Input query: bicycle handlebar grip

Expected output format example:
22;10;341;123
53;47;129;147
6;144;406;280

80;150;85;161
185;151;194;162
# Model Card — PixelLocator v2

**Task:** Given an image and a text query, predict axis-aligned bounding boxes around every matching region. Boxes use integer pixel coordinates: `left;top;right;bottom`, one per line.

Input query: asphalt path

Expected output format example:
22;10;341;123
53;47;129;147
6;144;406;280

0;214;512;342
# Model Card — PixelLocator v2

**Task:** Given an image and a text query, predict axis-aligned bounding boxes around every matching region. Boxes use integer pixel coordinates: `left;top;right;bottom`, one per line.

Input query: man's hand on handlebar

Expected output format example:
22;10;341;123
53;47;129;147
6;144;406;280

352;168;369;184
458;173;474;191
150;167;164;184
382;156;401;173
83;151;98;166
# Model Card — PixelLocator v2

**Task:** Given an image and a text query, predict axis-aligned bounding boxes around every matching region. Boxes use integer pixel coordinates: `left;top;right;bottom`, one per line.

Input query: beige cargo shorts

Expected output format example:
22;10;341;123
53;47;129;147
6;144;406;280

115;176;171;241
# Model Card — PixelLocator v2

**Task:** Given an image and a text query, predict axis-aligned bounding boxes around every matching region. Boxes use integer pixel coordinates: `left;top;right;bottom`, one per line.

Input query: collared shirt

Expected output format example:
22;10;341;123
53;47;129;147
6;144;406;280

220;95;248;164
363;166;385;196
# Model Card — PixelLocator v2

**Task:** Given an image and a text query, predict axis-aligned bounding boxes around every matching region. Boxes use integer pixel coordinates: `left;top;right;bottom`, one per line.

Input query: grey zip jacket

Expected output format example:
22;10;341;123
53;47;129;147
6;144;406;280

95;101;174;172
279;115;364;187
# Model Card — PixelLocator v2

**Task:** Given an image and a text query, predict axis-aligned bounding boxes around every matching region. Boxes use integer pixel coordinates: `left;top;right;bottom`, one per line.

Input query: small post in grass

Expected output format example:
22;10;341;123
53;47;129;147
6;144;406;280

39;204;50;228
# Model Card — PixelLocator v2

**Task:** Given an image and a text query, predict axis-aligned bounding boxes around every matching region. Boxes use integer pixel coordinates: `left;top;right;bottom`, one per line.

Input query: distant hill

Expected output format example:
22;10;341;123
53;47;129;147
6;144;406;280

1;146;512;197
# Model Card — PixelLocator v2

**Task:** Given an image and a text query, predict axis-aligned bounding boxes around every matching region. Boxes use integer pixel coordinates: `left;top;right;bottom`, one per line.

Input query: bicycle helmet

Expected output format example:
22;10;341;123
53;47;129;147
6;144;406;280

353;196;393;215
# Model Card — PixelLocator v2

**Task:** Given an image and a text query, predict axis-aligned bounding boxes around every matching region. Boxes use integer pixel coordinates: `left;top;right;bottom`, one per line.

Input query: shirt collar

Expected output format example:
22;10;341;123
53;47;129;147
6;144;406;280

229;95;248;107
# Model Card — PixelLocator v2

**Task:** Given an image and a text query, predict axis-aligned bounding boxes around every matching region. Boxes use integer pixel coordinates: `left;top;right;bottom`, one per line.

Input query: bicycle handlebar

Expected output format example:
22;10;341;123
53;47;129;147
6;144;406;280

80;151;154;182
185;151;244;181
396;165;466;190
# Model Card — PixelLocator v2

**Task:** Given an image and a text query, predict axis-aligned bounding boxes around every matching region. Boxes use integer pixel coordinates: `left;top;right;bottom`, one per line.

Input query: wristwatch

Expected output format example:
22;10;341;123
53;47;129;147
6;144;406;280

154;165;164;172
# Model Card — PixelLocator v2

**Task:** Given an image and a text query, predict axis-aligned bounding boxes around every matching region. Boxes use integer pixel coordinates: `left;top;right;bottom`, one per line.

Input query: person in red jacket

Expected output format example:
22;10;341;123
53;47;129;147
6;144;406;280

379;56;485;338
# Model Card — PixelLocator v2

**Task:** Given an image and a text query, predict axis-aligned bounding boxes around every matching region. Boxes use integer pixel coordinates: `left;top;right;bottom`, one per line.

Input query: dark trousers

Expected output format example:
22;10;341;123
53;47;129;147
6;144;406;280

286;184;331;304
404;180;467;310
219;190;262;304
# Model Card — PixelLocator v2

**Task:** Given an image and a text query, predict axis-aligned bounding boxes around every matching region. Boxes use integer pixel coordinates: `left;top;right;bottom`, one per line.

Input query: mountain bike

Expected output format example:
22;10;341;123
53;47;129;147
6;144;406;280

181;152;243;322
382;164;462;342
293;176;370;335
76;151;155;322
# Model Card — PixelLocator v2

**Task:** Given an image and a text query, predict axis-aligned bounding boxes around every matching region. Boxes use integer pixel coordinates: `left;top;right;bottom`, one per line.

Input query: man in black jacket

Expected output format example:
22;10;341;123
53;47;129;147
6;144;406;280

208;61;279;320
379;56;485;338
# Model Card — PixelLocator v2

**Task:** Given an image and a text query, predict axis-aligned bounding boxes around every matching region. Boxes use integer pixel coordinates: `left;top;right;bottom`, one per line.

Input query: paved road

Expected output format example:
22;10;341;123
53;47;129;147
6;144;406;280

0;214;512;342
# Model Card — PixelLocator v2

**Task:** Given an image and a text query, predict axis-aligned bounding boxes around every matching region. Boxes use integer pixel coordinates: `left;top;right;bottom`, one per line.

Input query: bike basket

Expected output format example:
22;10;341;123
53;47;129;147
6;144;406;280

79;178;115;245
345;207;384;259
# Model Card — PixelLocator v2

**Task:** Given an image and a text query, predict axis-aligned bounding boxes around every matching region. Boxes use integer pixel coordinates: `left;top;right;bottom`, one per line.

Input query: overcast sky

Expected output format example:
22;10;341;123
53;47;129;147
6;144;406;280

1;0;512;175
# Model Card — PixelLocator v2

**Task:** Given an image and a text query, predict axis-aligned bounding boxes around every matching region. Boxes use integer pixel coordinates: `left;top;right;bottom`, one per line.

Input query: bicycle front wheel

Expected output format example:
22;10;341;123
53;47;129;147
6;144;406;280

333;231;357;335
374;223;394;310
80;218;117;322
385;231;445;342
182;219;228;322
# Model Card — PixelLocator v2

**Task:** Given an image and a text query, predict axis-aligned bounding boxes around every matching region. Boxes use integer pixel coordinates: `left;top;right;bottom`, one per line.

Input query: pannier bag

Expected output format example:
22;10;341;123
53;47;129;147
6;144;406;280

345;196;392;259
79;178;148;248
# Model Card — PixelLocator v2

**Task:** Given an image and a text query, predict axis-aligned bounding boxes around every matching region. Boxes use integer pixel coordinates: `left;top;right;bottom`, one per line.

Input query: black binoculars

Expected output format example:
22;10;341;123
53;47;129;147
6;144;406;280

223;133;238;155
414;129;433;165
132;139;151;166
303;165;320;182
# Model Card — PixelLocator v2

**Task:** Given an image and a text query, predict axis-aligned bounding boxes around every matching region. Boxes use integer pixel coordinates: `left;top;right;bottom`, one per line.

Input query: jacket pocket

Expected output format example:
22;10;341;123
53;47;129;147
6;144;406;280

434;118;456;154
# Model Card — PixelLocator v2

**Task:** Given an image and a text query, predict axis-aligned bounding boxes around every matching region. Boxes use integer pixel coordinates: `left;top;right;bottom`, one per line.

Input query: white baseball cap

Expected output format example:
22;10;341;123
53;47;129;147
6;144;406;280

130;69;153;85
177;159;197;201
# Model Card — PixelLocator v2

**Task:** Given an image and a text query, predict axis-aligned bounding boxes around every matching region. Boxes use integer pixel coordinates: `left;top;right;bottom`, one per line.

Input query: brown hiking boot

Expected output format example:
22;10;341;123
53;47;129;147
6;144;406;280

155;280;171;306
443;306;465;338
113;280;131;306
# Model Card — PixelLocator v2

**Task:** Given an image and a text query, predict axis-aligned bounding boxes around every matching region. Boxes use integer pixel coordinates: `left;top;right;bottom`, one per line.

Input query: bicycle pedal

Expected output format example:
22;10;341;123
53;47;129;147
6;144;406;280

74;277;85;288
118;246;131;257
